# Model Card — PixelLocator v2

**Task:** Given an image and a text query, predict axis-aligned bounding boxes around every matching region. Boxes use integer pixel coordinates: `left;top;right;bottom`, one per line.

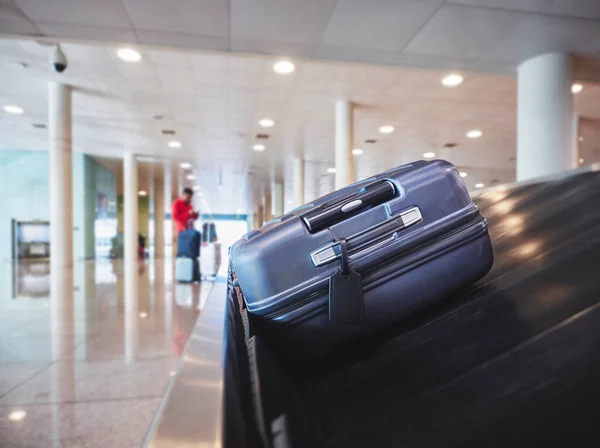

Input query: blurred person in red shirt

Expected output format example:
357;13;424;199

172;187;199;234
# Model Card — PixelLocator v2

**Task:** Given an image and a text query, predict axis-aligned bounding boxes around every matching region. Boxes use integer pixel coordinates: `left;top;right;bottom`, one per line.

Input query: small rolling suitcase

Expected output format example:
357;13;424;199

175;257;199;283
176;225;201;283
230;160;493;360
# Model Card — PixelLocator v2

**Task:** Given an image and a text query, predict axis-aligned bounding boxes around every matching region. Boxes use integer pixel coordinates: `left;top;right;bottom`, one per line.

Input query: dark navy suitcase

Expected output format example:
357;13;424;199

230;160;493;359
176;228;201;259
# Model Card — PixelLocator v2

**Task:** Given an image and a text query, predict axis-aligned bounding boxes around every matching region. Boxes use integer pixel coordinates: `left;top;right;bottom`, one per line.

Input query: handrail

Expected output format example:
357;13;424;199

143;275;228;448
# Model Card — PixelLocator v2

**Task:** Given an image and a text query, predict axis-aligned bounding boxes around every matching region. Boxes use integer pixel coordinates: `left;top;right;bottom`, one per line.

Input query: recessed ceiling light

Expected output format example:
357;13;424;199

253;144;265;151
259;118;275;127
187;174;196;180
466;129;483;139
3;105;24;115
475;183;484;188
139;311;148;318
572;83;583;94
180;162;191;169
287;200;292;204
460;172;468;178
423;152;436;159
273;59;295;75
352;148;363;155
168;140;182;148
8;410;26;421
138;190;147;196
327;167;336;173
193;185;200;191
379;125;394;134
117;47;142;63
441;73;463;87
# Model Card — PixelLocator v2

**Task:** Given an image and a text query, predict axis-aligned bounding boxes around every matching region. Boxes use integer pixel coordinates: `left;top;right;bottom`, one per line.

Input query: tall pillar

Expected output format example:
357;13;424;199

257;205;264;227
293;158;305;208
273;182;284;217
123;152;138;309
49;82;73;270
163;162;173;258
517;53;575;181
154;174;165;259
335;100;354;189
573;115;582;167
264;187;273;222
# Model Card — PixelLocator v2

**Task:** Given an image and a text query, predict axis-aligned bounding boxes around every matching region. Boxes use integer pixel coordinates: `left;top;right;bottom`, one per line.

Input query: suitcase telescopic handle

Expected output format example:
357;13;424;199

309;206;422;267
302;180;396;233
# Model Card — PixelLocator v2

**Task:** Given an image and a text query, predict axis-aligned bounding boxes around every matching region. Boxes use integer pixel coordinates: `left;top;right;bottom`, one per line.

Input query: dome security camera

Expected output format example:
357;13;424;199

50;44;68;73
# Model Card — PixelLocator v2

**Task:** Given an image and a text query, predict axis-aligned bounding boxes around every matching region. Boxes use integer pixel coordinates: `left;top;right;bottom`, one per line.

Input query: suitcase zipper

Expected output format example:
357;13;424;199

263;214;485;320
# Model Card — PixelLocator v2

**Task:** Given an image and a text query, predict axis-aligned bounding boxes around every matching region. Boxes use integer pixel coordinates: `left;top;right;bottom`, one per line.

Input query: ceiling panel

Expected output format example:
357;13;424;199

404;4;527;59
322;0;443;51
542;0;600;20
36;22;138;43
148;49;191;68
230;0;337;43
15;0;131;27
446;0;549;13
136;30;228;51
487;14;600;63
123;0;228;36
0;0;39;34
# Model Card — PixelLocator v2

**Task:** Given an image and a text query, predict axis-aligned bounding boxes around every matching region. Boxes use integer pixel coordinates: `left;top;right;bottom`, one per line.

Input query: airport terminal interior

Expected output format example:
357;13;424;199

1;1;600;447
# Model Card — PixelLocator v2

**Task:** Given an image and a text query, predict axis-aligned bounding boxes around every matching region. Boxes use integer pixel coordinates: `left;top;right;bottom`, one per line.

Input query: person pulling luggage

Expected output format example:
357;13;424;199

172;187;199;235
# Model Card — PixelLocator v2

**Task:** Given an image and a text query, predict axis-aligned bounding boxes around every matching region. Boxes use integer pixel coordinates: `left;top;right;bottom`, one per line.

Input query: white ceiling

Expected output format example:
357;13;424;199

3;0;600;74
0;37;600;214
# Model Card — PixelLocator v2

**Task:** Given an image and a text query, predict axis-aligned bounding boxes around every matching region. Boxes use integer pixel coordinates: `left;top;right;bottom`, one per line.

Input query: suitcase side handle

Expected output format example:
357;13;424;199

301;180;396;233
309;206;422;267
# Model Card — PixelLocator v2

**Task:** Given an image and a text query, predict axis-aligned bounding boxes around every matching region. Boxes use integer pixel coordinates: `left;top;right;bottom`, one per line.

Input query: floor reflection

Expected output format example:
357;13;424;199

13;259;51;298
0;257;214;447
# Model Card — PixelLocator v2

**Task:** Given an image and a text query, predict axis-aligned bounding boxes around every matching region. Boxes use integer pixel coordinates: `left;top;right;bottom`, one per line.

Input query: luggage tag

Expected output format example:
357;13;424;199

328;237;364;324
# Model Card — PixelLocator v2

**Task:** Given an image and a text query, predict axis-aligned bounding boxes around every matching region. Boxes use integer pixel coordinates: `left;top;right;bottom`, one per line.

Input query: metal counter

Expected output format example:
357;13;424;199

144;278;227;448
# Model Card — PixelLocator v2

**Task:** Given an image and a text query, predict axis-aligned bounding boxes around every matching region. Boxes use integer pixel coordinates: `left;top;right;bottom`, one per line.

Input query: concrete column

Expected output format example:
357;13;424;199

49;82;73;270
257;205;264;227
123;152;138;308
273;182;284;217
154;175;165;259
264;187;273;222
293;158;305;208
517;53;576;181
573;115;582;166
163;163;173;258
335;100;355;189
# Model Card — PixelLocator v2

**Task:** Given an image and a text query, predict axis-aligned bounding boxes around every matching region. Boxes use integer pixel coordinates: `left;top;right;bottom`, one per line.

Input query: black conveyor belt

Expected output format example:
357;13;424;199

276;170;600;447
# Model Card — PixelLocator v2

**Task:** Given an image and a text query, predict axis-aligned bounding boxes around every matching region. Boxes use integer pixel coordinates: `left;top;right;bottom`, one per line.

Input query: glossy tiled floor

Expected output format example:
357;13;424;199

0;258;212;448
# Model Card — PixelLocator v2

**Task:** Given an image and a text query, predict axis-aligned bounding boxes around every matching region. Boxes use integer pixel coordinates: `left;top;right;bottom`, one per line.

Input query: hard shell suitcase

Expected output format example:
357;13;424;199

176;228;201;259
176;257;200;283
230;160;494;359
